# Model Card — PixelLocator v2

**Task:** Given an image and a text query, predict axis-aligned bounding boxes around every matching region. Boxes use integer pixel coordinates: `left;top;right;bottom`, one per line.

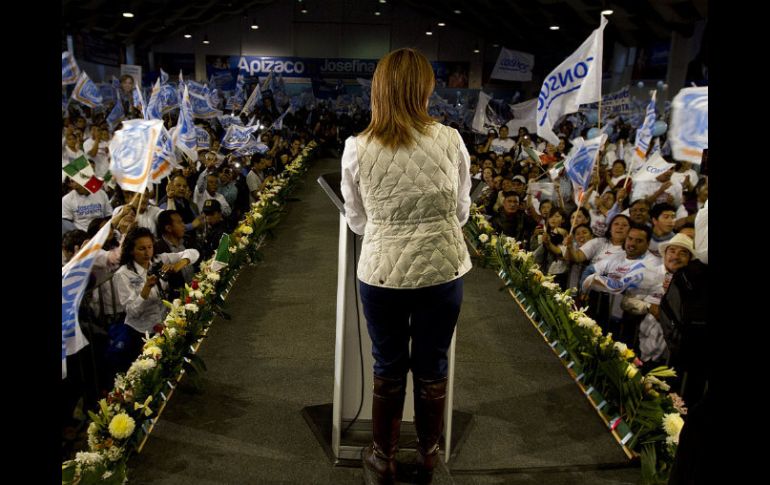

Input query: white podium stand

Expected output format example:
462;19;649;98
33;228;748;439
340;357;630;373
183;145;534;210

316;173;458;464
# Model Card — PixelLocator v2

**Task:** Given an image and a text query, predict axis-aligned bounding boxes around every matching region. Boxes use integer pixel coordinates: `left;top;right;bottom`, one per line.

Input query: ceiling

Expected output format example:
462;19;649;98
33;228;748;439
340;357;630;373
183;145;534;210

62;0;708;59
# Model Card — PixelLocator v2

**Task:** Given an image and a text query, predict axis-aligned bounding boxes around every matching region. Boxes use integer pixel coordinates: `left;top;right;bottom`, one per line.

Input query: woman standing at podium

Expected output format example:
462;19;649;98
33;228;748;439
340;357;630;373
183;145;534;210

341;47;472;485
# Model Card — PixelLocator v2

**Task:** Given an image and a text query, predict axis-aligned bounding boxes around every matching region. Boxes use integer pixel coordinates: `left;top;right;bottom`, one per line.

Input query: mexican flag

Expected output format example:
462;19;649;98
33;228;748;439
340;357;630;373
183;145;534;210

62;156;103;194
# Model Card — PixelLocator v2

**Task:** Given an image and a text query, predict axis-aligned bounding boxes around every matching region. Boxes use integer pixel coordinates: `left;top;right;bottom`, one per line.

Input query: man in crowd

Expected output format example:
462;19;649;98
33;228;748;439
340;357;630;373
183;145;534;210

490;125;515;155
491;192;537;248
62;179;113;232
648;203;677;257
197;199;229;260
194;172;232;218
155;210;197;300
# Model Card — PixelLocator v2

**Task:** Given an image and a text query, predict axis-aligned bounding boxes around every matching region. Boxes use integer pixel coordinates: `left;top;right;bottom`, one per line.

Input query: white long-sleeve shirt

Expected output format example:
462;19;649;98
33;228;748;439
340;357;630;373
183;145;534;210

340;133;472;236
113;248;200;333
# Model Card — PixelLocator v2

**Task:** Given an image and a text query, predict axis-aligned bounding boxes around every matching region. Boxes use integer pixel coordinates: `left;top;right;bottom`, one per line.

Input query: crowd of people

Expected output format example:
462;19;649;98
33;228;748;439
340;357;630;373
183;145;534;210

62;73;708;473
467;114;708;410
60;79;356;458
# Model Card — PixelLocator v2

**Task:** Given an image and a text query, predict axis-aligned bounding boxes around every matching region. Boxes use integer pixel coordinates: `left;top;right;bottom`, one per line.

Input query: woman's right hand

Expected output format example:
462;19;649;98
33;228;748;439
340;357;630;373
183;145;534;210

145;274;158;289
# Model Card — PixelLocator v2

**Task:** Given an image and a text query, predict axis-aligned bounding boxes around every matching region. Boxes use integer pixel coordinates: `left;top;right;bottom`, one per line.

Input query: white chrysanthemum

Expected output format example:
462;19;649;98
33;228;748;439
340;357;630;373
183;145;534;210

254;212;263;219
113;375;127;390
106;446;122;462
240;226;253;235
191;290;204;300
166;327;178;339
185;303;199;313
75;451;103;466
478;234;489;243
662;413;684;443
229;247;237;253
206;272;220;282
614;342;629;354
127;358;156;377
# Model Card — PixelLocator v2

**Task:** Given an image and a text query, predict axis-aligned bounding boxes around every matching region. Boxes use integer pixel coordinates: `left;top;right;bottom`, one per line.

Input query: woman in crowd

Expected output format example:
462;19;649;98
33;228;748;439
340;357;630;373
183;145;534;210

111;227;199;373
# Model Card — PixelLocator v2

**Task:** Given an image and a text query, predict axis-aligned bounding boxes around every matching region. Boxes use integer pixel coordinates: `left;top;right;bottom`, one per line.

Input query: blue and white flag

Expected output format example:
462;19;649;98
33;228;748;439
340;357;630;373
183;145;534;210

491;48;534;82
234;137;263;157
632;90;657;161
108;119;165;193
564;133;607;196
241;83;262;116
630;152;674;183
226;73;246;111
173;86;198;161
62;221;113;378
132;84;145;116
471;91;494;134
145;78;163;120
159;83;180;114
150;125;177;183
218;114;244;131
111;75;120;93
222;124;259;150
669;87;708;165
62;51;80;86
106;95;125;132
269;107;290;131
70;72;103;108
537;15;608;146
602;260;648;293
190;85;222;119
160;68;169;85
196;126;211;149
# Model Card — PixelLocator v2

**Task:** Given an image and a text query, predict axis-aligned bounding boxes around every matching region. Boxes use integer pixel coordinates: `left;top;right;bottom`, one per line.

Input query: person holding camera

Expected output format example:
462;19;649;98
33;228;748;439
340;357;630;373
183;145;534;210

111;227;199;372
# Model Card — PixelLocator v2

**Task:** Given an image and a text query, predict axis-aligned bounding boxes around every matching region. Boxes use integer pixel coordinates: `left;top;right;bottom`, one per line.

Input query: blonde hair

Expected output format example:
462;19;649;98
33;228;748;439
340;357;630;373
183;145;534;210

360;48;436;149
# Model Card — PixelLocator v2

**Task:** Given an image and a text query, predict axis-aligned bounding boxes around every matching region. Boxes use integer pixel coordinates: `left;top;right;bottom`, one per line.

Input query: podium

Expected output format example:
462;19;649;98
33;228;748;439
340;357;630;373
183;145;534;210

306;172;464;465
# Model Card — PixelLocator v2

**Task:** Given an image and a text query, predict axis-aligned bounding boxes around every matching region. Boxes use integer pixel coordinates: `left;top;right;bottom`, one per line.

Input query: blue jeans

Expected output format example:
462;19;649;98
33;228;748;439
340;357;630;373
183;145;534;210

359;278;463;381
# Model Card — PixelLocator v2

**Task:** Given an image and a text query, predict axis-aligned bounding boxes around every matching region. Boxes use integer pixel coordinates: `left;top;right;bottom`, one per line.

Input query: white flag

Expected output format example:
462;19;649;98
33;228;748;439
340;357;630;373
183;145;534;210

630;152;674;183
506;98;538;134
62;221;113;378
472;92;495;134
669;87;708;164
108;119;164;193
537;15;608;146
491;48;534;81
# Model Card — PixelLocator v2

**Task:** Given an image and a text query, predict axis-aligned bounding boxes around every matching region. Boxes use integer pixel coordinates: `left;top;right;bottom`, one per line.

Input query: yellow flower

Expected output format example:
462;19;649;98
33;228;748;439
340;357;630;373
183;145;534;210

108;413;135;440
622;348;635;360
625;363;638;379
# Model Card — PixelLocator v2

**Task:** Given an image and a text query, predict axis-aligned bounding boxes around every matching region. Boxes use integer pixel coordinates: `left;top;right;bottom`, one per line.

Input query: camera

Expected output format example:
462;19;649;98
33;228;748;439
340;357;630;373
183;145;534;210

149;261;170;281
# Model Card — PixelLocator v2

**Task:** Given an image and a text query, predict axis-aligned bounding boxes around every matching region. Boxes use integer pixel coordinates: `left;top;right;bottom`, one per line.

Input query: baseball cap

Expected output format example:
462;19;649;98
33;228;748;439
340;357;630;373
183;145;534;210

512;175;527;184
202;199;222;214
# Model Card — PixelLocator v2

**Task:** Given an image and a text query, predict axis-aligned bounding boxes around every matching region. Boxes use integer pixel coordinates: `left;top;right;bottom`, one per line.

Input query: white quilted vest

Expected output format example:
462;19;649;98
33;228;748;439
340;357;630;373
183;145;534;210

355;123;472;288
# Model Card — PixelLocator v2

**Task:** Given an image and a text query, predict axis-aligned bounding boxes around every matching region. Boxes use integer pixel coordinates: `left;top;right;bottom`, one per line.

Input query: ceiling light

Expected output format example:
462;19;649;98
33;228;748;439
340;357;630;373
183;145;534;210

454;10;461;14
301;8;308;13
425;31;433;36
379;0;387;3
122;12;134;18
550;26;560;30
184;34;192;38
601;10;614;15
374;11;381;16
493;43;499;47
473;49;480;53
251;24;259;29
202;35;210;44
438;22;446;27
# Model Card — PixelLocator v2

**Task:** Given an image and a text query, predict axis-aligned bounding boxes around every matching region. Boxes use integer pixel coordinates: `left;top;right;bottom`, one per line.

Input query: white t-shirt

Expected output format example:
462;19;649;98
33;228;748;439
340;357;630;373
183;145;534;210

490;137;515;155
695;199;708;264
62;190;113;231
193;190;232;217
579;238;625;265
589;209;608;237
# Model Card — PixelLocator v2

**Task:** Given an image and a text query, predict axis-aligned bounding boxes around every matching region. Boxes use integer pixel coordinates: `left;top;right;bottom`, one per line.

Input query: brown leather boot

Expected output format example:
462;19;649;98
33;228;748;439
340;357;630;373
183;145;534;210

362;375;406;485
413;376;448;484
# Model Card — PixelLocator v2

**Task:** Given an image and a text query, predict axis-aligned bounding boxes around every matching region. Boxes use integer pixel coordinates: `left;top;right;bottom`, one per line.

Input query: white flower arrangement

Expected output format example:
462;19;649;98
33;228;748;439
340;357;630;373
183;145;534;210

75;451;103;466
478;234;489;243
184;303;199;313
126;358;156;378
206;272;220;282
662;413;684;445
142;346;162;360
542;281;559;291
